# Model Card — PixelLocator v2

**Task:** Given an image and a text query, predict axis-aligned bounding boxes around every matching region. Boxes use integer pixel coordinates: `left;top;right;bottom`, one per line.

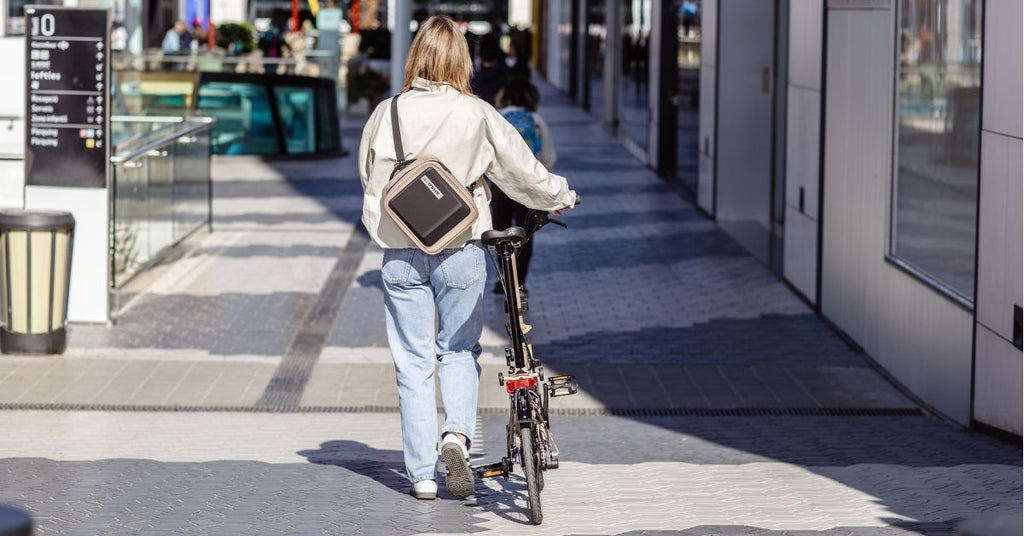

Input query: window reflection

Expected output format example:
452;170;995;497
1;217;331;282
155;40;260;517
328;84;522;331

892;0;982;300
620;0;651;150
677;0;701;191
584;0;606;121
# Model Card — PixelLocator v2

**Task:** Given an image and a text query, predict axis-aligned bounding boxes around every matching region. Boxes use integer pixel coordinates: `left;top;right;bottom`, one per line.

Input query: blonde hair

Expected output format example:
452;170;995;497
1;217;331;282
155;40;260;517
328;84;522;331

402;16;473;94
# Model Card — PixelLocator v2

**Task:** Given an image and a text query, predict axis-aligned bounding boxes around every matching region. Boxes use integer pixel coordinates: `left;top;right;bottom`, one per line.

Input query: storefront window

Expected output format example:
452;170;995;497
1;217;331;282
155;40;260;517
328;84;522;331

584;0;606;121
620;0;651;150
677;0;701;190
891;0;982;301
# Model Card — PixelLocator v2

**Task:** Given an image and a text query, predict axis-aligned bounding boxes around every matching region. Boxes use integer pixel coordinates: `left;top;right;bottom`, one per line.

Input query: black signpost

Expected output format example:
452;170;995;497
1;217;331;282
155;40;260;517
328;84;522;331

24;6;110;189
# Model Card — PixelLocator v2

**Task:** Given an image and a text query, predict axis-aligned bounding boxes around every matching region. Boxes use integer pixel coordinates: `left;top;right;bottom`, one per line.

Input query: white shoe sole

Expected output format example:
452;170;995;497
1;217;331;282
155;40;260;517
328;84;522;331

441;443;474;498
410;488;437;500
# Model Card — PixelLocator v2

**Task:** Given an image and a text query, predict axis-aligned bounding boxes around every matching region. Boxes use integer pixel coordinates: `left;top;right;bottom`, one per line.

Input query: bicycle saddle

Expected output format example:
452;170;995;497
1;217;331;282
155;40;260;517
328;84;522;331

482;226;527;248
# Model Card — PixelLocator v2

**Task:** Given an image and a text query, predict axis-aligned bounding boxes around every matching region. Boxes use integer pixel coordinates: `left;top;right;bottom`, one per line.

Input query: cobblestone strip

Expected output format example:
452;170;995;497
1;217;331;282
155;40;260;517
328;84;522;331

256;229;371;408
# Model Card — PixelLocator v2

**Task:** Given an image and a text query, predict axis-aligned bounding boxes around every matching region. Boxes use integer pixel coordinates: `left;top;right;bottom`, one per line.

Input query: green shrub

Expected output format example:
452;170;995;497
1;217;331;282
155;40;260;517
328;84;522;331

216;22;256;54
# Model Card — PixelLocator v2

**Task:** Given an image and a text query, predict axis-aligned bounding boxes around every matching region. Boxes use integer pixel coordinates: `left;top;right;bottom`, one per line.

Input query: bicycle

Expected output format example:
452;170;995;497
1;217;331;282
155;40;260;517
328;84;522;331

473;208;579;525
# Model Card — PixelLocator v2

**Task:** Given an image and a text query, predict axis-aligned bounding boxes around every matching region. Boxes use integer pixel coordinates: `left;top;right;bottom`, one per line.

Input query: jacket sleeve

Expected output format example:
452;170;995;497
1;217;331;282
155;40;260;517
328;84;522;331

358;100;387;192
534;113;557;171
482;104;575;211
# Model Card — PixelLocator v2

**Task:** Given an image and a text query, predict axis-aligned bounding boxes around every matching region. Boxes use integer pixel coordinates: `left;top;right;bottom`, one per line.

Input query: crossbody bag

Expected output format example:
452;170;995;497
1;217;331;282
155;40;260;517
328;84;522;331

382;93;481;254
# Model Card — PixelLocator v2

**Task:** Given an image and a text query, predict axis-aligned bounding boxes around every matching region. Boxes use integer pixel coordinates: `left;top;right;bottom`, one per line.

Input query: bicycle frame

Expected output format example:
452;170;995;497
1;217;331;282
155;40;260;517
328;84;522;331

492;240;533;372
475;210;579;526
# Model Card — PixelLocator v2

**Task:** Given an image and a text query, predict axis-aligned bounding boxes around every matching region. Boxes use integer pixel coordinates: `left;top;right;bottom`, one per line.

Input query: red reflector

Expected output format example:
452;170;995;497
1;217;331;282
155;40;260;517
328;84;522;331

505;376;537;394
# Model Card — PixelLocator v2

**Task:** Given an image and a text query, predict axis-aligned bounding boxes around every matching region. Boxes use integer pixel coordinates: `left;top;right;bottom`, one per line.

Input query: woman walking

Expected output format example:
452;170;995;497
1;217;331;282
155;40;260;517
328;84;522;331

358;16;576;500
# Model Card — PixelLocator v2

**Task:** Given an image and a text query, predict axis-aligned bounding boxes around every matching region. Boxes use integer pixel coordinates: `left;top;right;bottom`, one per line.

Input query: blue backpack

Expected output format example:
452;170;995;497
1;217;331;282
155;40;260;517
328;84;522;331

502;109;542;156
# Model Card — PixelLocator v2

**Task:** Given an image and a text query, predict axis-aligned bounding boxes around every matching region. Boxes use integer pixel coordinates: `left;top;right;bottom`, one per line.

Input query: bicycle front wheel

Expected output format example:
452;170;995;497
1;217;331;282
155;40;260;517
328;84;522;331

519;426;543;525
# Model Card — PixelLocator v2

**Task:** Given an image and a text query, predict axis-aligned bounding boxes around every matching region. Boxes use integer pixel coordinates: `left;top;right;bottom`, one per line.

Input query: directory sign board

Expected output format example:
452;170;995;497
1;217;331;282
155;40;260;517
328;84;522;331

24;6;110;188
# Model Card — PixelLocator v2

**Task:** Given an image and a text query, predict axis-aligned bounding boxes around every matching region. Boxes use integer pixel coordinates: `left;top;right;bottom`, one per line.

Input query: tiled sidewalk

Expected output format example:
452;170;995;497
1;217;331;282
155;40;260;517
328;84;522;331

303;82;912;412
0;82;915;412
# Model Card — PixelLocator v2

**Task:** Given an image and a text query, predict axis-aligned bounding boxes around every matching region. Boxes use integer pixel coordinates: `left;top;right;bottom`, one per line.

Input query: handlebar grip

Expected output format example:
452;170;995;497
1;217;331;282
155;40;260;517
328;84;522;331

548;218;567;228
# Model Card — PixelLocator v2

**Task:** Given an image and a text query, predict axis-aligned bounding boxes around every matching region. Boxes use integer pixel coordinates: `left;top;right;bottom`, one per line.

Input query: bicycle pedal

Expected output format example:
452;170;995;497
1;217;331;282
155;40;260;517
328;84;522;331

548;375;579;397
474;459;511;479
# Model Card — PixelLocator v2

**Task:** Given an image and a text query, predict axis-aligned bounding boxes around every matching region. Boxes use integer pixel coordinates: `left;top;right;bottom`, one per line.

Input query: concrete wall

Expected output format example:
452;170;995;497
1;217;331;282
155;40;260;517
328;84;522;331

972;0;1023;435
696;0;716;213
782;0;822;304
820;1;973;424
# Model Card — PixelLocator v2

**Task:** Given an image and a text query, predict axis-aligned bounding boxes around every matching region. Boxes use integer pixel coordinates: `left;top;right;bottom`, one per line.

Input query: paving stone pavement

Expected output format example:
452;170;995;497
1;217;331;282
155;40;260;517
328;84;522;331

0;412;1018;535
0;82;1020;535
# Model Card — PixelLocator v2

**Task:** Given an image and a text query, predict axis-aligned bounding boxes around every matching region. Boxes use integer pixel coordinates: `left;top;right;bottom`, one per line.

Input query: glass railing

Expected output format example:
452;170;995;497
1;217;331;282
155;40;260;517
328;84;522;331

110;116;215;287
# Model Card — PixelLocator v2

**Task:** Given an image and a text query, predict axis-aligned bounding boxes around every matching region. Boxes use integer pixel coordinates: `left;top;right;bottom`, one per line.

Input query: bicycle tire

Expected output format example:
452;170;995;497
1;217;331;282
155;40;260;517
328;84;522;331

519;427;543;525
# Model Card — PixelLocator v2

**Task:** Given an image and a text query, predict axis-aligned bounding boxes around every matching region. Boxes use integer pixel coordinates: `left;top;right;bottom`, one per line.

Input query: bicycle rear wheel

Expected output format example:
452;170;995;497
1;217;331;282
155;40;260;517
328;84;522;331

519;426;543;525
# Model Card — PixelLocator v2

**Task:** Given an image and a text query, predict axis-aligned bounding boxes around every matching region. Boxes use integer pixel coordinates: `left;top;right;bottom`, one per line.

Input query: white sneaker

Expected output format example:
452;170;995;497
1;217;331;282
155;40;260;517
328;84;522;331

410;479;437;500
441;434;474;498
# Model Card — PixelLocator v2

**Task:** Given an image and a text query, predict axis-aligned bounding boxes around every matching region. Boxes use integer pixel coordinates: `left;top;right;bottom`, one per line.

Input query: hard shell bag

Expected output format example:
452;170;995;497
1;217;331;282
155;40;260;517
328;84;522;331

382;93;480;254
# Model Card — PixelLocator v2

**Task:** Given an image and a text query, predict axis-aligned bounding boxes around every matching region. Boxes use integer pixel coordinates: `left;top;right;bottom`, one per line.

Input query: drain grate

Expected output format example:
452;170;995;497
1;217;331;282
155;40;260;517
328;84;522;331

0;403;924;417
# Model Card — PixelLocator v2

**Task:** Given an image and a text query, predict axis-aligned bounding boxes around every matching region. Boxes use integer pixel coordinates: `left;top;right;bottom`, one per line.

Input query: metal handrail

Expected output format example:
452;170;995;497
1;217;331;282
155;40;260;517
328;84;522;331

110;117;216;165
114;51;335;67
111;115;198;123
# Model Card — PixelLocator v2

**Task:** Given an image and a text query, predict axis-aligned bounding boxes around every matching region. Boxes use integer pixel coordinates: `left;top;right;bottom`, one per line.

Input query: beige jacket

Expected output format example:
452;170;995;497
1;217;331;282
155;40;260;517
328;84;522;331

358;77;576;250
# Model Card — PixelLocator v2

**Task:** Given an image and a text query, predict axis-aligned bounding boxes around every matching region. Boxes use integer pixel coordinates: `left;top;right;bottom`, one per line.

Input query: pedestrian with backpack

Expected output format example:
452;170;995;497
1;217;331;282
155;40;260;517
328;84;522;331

490;76;557;295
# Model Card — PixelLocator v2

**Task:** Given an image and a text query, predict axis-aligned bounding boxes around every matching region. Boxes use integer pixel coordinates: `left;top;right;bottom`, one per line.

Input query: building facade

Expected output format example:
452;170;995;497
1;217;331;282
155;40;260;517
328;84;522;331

538;0;1022;438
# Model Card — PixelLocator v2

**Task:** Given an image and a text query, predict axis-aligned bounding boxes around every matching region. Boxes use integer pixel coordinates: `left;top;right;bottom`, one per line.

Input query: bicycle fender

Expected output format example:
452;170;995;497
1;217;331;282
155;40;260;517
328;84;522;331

514;388;533;426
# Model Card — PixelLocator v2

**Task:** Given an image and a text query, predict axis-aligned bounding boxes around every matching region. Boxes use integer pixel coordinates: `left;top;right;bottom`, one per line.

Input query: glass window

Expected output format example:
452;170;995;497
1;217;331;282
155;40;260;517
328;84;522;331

584;0;606;121
891;0;982;301
677;0;702;191
620;0;652;150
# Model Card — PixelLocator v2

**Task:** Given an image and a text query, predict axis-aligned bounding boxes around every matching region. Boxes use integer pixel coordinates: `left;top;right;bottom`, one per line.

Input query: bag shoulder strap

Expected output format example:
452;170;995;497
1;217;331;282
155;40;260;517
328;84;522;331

389;92;481;192
390;93;405;167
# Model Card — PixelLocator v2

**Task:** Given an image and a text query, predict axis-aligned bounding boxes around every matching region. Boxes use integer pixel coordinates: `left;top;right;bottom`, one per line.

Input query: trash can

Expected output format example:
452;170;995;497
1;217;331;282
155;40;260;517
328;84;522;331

0;210;75;355
0;504;31;536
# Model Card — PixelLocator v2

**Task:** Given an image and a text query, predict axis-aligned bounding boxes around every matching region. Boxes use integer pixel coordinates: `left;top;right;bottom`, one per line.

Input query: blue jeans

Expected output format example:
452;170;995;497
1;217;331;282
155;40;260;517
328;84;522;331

381;242;486;483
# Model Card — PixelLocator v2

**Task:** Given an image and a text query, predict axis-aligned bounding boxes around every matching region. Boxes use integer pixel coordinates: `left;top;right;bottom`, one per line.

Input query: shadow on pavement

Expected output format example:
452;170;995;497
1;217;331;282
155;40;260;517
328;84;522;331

298;440;409;494
298;440;542;527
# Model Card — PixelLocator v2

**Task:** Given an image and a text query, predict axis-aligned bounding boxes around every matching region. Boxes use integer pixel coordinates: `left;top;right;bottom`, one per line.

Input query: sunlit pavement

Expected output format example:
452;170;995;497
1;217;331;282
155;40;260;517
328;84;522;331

0;79;1019;535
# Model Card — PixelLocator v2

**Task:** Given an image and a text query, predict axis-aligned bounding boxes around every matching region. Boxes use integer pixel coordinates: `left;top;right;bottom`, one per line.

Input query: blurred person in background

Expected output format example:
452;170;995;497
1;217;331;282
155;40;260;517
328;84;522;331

162;20;186;54
179;20;194;51
162;20;187;70
471;34;507;106
191;20;208;51
260;22;290;59
284;18;309;74
505;31;531;79
111;21;128;51
490;76;557;295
